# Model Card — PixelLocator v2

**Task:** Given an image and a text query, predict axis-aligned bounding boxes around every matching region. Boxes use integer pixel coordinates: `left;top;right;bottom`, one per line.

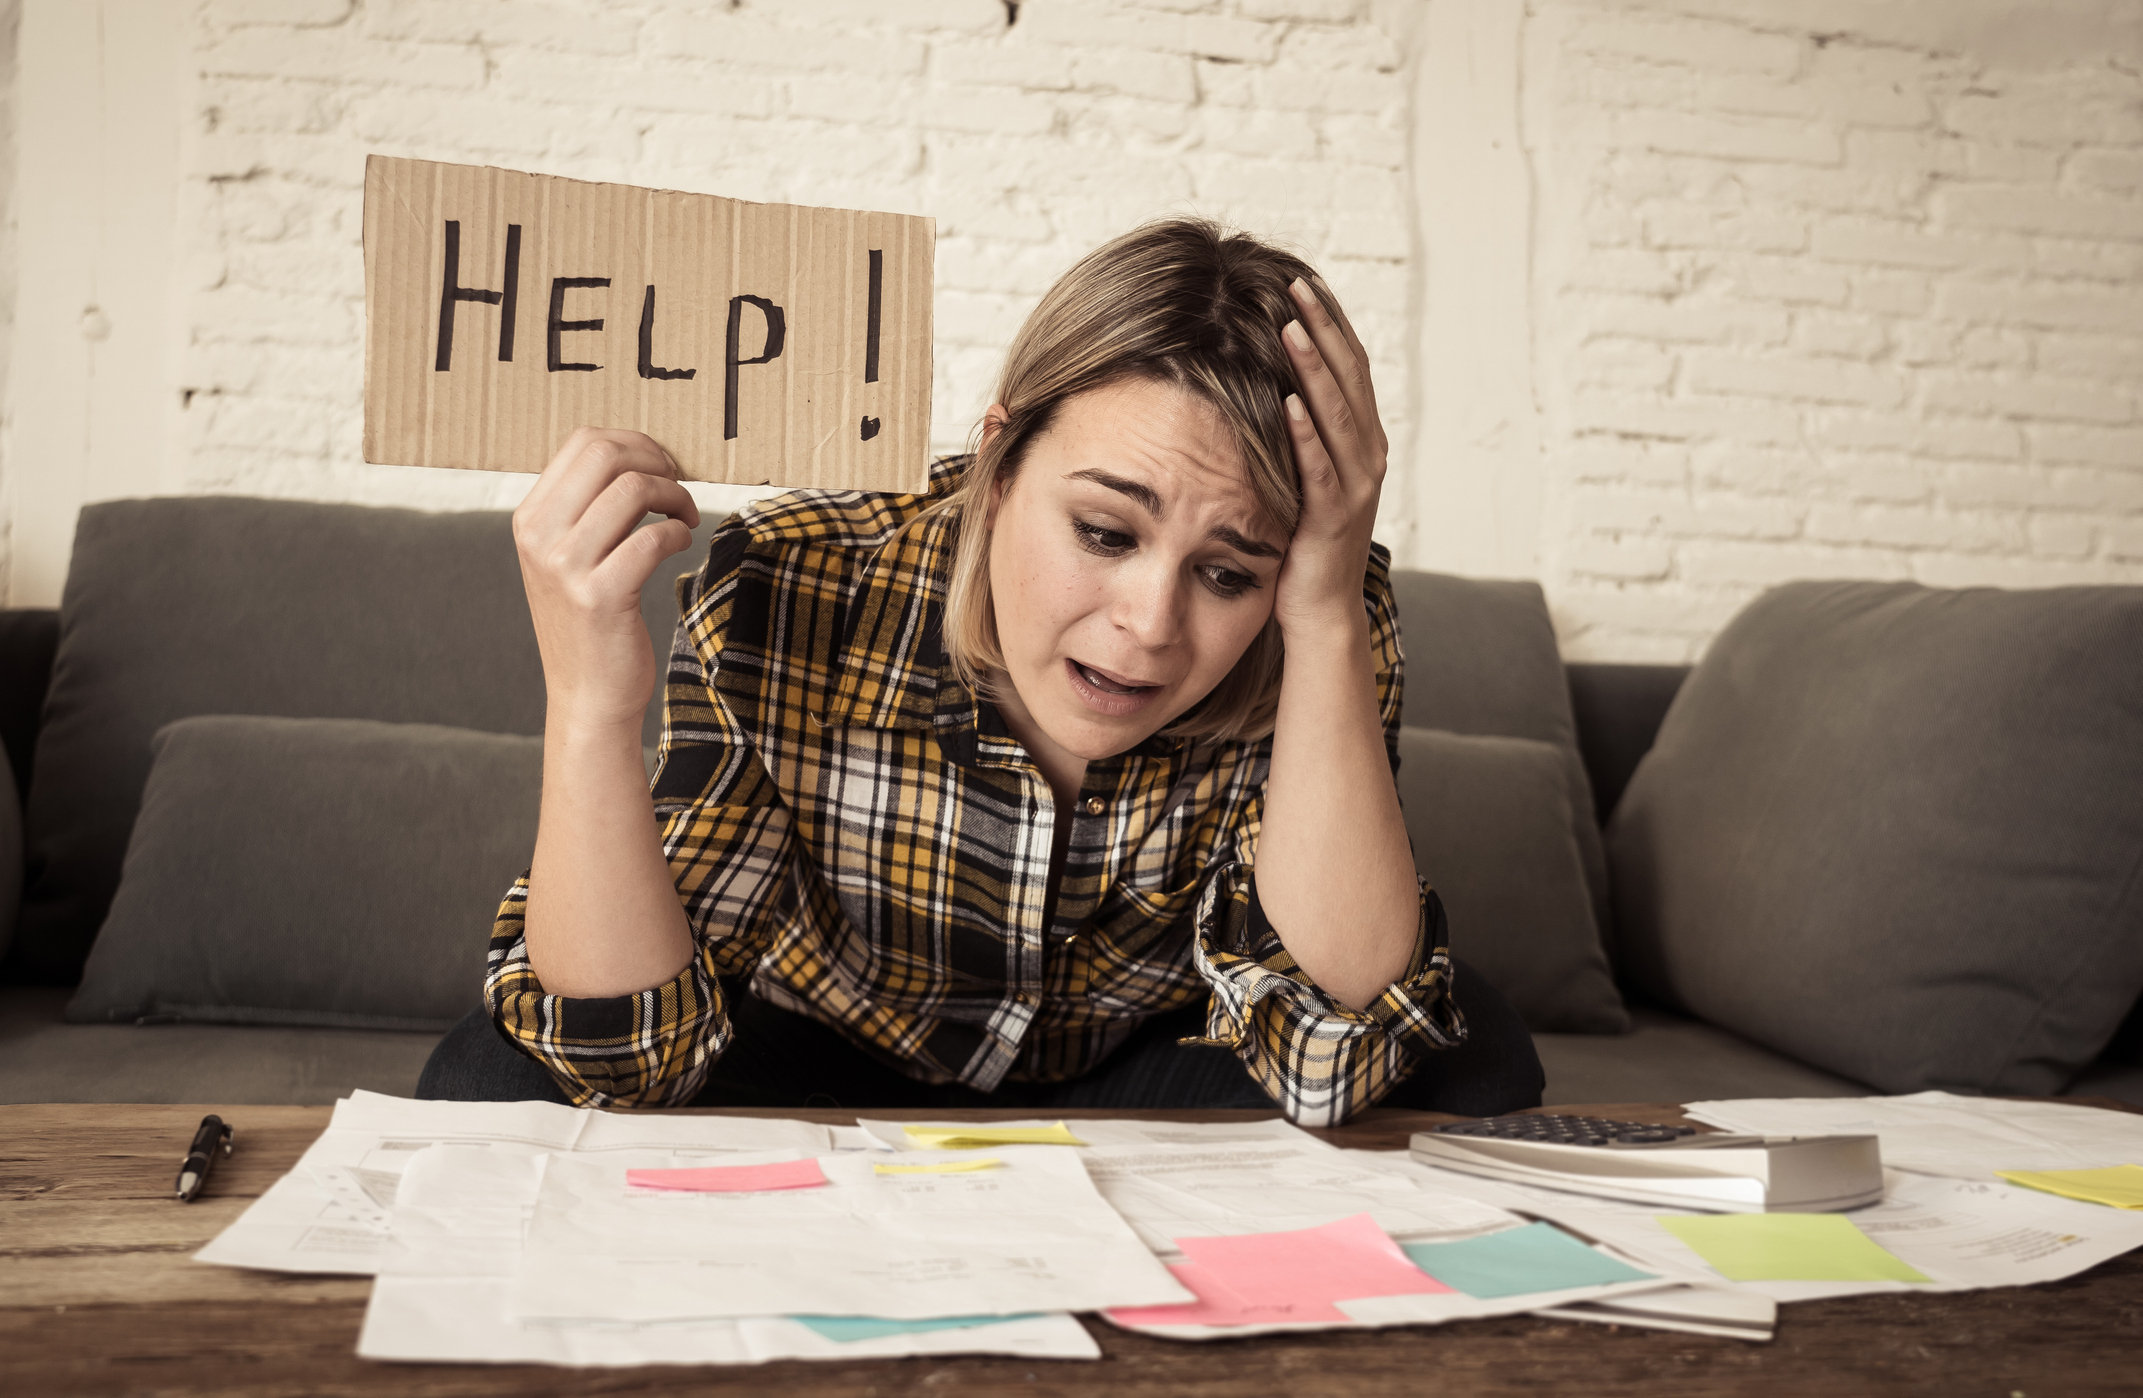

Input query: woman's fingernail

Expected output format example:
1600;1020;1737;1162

1285;393;1307;422
1290;277;1315;304
1283;320;1311;351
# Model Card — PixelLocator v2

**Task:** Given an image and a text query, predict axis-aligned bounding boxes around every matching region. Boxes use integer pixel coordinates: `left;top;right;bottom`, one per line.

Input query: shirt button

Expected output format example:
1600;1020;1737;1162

1015;992;1034;1006
1081;797;1104;816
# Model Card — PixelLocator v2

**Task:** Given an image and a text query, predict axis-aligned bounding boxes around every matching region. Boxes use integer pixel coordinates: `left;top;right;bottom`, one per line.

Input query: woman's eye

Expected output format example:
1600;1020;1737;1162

1073;521;1134;555
1201;565;1258;599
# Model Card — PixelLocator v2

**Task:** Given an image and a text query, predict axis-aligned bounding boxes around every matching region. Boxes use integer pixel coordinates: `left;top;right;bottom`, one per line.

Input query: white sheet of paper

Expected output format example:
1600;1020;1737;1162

507;1144;1192;1322
1683;1092;2143;1179
1436;1164;2143;1303
1080;1142;1520;1256
359;1277;1100;1365
1085;1143;1673;1342
1534;1285;1778;1342
853;1116;1327;1152
195;1094;834;1277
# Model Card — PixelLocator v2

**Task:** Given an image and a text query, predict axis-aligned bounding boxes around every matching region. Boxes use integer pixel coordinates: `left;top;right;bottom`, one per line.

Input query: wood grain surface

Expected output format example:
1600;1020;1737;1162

5;1101;2140;1397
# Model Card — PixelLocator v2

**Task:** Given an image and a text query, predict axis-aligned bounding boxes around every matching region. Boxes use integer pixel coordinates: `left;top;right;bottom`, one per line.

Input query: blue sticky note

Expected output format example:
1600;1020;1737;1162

791;1313;1038;1343
1402;1222;1655;1299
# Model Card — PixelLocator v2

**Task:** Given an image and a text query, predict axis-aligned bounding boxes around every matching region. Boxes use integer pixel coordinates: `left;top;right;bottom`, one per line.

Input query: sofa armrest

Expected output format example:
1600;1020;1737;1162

1565;662;1690;825
0;609;58;807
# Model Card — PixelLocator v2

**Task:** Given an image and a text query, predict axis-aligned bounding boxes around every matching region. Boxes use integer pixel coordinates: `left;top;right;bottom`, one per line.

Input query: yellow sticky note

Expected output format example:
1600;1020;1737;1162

1997;1165;2143;1209
874;1157;1004;1175
1658;1213;1931;1283
902;1122;1088;1149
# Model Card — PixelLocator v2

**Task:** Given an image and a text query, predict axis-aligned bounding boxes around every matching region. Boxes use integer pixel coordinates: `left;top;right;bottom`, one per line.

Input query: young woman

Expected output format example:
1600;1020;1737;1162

420;219;1543;1125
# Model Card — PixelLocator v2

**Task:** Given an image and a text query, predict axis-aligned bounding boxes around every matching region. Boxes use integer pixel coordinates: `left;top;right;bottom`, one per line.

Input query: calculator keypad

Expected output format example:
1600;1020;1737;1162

1430;1114;1696;1147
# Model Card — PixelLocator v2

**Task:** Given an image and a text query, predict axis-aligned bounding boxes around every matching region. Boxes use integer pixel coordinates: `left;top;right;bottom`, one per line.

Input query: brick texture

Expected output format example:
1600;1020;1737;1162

19;0;2139;657
177;0;1411;522
1530;1;2143;661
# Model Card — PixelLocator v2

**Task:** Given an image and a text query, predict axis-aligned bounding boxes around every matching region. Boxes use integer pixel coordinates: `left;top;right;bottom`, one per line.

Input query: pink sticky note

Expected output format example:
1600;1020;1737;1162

625;1158;829;1193
1108;1214;1451;1328
1108;1260;1352;1326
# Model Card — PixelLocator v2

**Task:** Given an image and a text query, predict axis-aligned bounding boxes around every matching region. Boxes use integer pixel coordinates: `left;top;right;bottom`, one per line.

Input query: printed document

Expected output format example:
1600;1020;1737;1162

195;1092;831;1275
1683;1092;2143;1178
506;1144;1191;1322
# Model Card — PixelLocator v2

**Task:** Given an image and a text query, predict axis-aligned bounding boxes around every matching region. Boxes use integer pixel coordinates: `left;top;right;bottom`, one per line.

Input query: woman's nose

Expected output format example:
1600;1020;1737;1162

1109;563;1185;650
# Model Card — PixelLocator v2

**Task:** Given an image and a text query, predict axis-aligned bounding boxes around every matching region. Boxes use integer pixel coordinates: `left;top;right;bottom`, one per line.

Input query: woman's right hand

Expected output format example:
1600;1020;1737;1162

513;427;702;735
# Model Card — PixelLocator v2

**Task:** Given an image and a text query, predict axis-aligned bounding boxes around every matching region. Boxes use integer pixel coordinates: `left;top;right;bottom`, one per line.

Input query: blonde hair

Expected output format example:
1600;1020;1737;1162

921;218;1341;744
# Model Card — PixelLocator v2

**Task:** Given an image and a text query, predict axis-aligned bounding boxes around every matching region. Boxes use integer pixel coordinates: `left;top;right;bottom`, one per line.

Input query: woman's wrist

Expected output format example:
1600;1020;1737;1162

1276;600;1372;660
542;700;650;754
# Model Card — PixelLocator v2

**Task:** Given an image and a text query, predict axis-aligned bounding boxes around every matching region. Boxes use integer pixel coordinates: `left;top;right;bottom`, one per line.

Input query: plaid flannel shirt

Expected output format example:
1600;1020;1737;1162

486;459;1466;1126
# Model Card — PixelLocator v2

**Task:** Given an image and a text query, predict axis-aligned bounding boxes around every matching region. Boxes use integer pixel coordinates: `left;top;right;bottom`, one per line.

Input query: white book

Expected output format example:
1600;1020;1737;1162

1408;1131;1884;1213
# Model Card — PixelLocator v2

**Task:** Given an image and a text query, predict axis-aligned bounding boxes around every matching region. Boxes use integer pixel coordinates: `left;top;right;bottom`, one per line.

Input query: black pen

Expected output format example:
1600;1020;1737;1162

175;1115;234;1202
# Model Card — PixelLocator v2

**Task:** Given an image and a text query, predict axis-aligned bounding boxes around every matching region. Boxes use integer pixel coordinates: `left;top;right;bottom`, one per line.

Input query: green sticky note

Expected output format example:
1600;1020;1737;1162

1402;1222;1656;1299
1658;1213;1930;1283
1996;1165;2143;1210
791;1313;1036;1343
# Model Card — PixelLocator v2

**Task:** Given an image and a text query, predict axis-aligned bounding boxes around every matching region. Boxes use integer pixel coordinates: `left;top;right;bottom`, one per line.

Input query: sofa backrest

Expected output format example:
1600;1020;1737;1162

7;496;713;985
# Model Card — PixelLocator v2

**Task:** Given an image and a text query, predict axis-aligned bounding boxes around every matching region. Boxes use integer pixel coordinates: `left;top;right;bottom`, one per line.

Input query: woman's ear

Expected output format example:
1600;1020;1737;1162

981;403;1011;527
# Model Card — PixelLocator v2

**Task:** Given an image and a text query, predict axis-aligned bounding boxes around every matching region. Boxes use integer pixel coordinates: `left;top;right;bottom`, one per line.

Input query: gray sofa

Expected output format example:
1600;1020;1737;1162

3;494;2139;1110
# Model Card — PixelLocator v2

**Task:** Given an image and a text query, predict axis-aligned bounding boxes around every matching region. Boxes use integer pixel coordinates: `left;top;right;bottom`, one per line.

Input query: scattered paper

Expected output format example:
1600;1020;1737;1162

1109;1215;1452;1327
508;1145;1191;1323
1996;1165;2143;1209
1684;1092;2143;1180
1658;1214;1931;1284
791;1313;1037;1342
196;1092;833;1277
875;1158;1002;1175
903;1122;1089;1149
1083;1142;1520;1255
628;1159;828;1193
855;1117;1327;1153
1402;1222;1658;1299
1535;1286;1778;1342
359;1277;1100;1365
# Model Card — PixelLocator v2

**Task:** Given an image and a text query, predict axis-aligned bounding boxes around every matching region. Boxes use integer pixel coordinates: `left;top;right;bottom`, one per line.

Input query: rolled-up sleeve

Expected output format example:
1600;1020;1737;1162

1190;852;1465;1128
483;527;797;1108
1184;544;1465;1127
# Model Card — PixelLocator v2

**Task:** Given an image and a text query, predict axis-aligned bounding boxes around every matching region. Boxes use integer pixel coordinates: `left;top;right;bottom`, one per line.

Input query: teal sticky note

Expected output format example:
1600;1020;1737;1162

791;1313;1037;1343
1402;1222;1656;1299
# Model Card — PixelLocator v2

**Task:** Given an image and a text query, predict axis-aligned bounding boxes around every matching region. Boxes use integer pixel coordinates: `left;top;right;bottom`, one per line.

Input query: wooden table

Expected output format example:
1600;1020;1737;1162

6;1102;2142;1397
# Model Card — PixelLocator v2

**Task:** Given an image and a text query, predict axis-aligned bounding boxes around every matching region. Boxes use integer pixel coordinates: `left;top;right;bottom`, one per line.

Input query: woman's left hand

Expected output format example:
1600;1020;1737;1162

1275;276;1389;641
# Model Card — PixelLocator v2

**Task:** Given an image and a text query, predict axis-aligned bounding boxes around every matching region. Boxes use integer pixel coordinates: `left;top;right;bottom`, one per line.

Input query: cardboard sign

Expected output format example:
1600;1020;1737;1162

362;156;934;492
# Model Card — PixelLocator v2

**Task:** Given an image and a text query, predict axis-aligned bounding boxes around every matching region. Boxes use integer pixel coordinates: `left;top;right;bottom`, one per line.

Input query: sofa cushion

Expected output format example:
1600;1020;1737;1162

1396;728;1627;1034
10;495;713;985
2;987;437;1105
1532;1006;1870;1106
1610;580;2143;1097
1387;571;1613;957
68;715;540;1032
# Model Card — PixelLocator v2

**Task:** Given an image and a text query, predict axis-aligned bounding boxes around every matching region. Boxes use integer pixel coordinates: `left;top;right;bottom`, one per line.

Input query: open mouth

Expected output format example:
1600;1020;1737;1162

1071;660;1159;697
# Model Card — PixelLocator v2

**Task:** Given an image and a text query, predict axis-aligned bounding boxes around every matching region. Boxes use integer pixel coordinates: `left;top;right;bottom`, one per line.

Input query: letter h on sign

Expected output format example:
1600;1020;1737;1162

435;221;521;369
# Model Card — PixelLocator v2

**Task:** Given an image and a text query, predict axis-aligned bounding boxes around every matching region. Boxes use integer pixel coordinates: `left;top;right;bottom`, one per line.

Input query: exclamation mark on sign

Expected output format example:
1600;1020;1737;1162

860;248;883;441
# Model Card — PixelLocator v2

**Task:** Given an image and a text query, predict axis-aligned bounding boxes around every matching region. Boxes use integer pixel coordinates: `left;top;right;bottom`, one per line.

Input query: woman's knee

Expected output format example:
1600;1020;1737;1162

414;1007;573;1104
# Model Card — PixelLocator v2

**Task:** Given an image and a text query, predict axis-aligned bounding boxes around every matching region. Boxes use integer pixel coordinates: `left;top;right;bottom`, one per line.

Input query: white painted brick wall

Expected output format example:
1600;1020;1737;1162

177;0;1414;525
12;0;2141;659
1528;0;2143;661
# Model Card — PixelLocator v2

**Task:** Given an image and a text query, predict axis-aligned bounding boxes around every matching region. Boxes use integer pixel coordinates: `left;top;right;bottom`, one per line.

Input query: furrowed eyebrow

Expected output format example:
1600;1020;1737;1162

1210;524;1284;560
1067;468;1164;519
1067;467;1281;560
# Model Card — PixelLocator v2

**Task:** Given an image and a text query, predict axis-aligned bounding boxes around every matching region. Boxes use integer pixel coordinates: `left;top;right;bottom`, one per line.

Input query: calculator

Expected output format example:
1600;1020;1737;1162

1429;1114;1698;1148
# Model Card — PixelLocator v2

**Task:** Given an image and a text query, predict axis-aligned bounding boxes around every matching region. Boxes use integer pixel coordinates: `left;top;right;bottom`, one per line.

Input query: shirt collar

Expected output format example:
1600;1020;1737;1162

817;488;962;734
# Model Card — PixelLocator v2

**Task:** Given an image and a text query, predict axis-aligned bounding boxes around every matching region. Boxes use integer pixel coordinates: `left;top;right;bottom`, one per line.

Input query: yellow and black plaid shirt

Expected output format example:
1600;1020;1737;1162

486;460;1465;1126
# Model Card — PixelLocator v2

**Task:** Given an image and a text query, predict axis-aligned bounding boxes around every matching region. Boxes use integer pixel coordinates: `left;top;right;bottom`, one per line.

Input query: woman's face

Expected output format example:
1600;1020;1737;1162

987;377;1286;761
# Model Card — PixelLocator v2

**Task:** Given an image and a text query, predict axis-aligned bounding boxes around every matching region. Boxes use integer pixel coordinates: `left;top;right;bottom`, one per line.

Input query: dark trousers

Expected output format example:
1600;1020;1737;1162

417;955;1543;1117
